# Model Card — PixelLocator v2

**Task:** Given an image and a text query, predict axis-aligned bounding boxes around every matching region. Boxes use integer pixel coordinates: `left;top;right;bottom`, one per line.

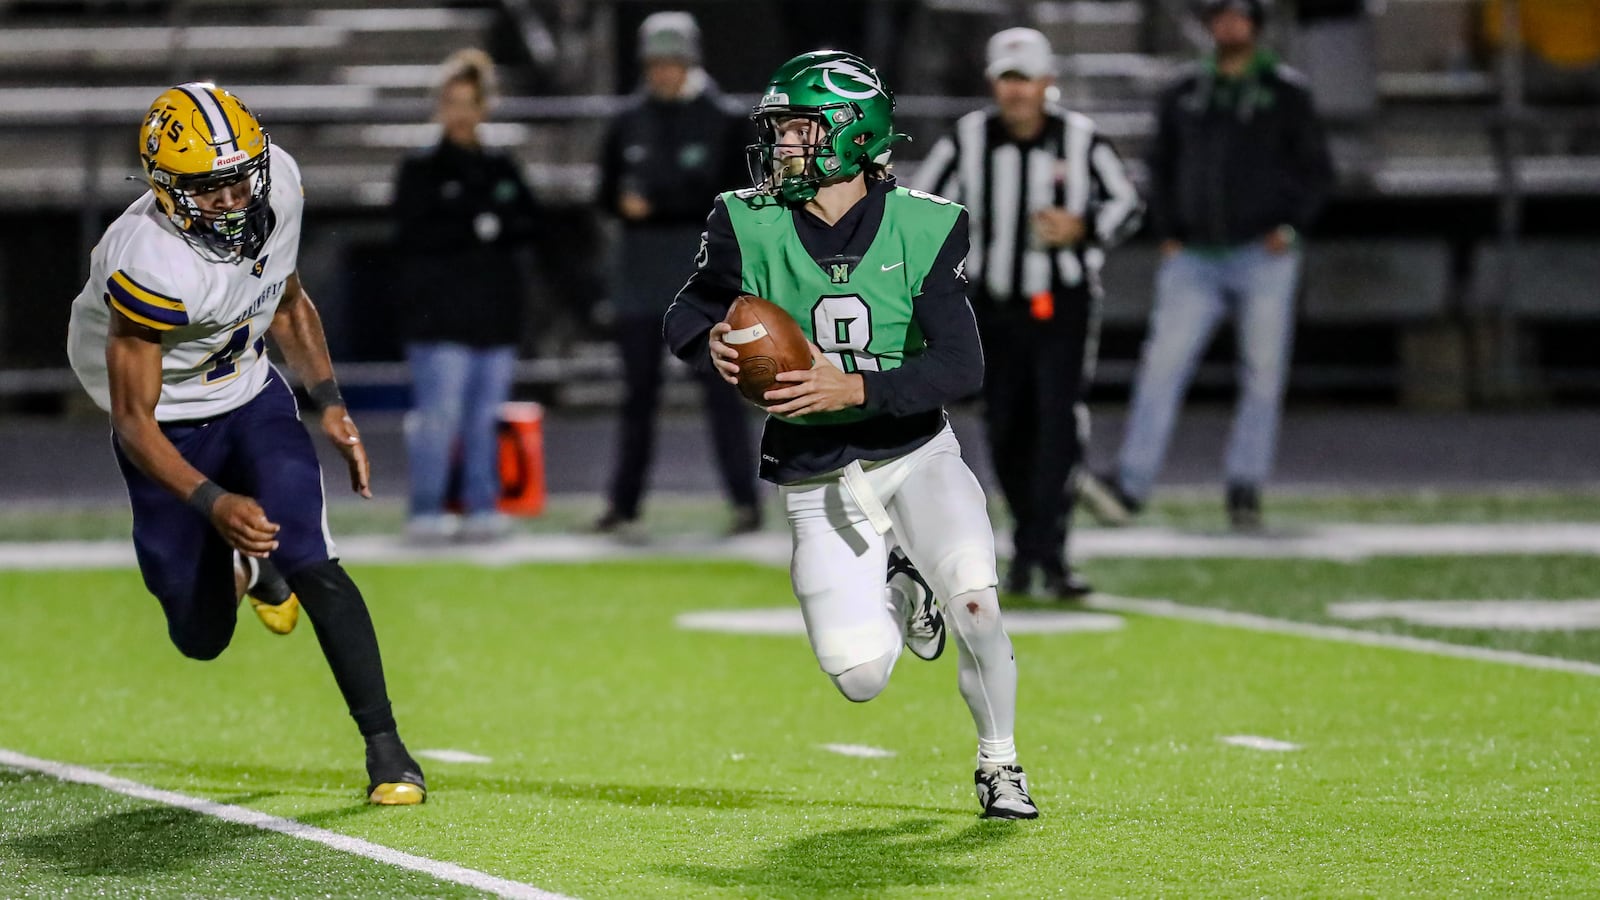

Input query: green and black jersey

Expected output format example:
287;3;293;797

665;177;983;484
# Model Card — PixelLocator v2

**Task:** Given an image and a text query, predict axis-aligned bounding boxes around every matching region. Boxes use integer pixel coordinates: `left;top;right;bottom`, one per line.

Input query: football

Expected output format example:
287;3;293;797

722;295;814;407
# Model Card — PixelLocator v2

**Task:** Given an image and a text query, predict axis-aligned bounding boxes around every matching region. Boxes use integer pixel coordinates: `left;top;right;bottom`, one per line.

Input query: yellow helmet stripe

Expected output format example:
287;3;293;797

177;84;237;153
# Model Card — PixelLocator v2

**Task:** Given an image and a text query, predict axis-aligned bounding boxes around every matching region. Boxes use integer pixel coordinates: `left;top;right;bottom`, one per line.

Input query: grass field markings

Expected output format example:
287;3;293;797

1327;599;1600;630
417;749;494;764
676;607;1125;635
0;748;571;900
1220;735;1302;752
818;744;897;759
1087;594;1600;677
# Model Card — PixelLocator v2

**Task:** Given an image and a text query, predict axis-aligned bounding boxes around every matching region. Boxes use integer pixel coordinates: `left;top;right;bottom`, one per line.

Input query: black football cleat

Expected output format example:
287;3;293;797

365;731;427;806
888;549;945;661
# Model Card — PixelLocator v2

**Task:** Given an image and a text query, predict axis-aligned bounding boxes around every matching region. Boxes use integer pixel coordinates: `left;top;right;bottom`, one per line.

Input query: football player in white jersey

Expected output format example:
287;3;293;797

66;84;426;805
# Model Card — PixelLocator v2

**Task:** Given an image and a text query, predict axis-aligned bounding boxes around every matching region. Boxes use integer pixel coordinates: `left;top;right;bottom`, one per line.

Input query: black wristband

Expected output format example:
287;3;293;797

187;480;226;517
308;379;345;410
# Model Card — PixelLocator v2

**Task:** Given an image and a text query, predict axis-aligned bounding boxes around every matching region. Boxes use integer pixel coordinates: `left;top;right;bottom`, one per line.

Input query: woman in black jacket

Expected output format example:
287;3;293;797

392;49;541;543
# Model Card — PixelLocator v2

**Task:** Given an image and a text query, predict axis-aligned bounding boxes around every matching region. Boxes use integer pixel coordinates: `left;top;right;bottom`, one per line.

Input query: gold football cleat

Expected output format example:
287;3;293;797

368;781;427;805
248;592;300;635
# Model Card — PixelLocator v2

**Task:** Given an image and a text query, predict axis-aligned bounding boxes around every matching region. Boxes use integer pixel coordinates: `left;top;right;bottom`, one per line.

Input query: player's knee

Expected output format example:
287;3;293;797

929;546;997;604
946;587;1003;638
169;623;232;661
830;652;896;703
286;559;360;604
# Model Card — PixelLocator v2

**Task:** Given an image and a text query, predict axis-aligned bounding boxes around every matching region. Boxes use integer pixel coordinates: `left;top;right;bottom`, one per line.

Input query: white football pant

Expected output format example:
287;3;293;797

780;425;1019;761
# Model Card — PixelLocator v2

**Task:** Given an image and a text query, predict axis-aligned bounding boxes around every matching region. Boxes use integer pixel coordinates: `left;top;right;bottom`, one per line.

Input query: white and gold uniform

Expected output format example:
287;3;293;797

67;143;304;421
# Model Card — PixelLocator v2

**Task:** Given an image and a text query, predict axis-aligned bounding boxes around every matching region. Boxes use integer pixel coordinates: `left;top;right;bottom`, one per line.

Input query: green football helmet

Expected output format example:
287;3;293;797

748;50;909;204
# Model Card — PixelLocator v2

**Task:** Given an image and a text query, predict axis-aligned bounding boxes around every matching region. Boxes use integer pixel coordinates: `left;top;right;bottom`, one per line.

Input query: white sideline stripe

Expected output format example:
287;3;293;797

1327;599;1600;630
0;749;571;900
6;522;1600;572
819;743;897;759
1087;595;1600;678
417;749;494;764
1221;735;1302;752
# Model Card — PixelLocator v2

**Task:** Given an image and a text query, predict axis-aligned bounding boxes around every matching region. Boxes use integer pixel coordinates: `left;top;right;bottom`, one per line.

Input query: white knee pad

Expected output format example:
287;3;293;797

928;544;998;604
807;612;902;677
830;650;898;703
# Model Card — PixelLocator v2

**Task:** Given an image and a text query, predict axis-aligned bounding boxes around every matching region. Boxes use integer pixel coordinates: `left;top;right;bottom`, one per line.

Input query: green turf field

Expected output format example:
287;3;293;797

2;551;1599;898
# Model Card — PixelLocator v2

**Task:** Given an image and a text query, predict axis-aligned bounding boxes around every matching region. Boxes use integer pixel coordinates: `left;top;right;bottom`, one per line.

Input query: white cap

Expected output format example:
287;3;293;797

985;27;1054;80
639;11;700;63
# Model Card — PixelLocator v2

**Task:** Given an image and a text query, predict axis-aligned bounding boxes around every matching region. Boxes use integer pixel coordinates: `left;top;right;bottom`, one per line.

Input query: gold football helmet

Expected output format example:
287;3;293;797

138;83;271;258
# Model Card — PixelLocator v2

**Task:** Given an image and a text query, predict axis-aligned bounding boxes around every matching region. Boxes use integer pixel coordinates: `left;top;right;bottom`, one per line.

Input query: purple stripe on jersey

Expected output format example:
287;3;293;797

106;278;189;327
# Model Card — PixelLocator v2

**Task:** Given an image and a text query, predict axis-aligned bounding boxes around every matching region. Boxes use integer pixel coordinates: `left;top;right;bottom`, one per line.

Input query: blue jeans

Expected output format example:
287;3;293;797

1117;243;1302;501
405;342;516;517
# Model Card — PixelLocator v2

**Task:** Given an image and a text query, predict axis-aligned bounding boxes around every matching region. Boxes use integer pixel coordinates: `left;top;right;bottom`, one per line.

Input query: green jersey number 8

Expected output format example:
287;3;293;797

811;294;878;374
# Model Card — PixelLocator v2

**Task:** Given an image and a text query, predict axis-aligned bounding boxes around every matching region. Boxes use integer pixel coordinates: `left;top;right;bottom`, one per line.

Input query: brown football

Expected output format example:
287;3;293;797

722;295;813;407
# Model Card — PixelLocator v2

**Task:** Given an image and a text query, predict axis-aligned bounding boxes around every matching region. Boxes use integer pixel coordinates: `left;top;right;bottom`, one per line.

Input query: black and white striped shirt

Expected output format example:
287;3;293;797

914;106;1142;304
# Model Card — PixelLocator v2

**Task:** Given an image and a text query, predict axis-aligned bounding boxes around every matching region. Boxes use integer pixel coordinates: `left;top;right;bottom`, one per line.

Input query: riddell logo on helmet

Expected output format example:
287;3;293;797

212;151;250;169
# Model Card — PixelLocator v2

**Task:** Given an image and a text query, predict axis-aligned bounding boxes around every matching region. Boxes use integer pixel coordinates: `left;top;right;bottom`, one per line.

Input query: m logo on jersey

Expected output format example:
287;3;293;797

814;60;884;100
250;254;269;278
830;263;850;284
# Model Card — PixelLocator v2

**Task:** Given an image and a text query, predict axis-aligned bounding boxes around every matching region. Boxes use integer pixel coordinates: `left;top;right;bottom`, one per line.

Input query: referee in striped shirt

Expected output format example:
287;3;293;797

915;27;1142;599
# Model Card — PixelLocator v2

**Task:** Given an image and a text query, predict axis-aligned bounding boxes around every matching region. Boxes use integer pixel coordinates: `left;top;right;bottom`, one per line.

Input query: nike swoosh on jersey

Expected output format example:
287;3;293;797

881;261;905;271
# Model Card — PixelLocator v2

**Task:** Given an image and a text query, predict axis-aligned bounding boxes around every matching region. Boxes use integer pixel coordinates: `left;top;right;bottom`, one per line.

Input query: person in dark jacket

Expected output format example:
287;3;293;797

392;49;542;543
1082;0;1333;531
592;11;761;536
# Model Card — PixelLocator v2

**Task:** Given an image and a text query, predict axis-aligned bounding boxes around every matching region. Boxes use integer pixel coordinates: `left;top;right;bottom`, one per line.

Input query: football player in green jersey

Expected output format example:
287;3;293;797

665;51;1038;819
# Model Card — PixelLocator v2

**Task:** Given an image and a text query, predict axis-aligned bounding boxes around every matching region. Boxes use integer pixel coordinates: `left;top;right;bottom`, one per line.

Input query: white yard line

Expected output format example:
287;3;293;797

1087;595;1600;678
1221;735;1302;752
0;749;571;900
819;744;897;759
417;749;494;764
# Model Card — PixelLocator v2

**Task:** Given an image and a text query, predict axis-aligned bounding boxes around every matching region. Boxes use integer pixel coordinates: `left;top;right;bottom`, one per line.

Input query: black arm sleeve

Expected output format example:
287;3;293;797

663;195;744;375
857;209;984;416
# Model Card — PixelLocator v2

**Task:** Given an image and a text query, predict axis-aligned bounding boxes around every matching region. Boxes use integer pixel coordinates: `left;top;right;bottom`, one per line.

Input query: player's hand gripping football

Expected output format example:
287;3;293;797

764;344;865;416
211;493;280;558
708;321;741;385
321;405;372;498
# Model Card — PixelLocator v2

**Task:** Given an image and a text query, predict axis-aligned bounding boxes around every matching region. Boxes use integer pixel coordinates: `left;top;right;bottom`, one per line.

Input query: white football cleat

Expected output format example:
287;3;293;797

975;764;1039;819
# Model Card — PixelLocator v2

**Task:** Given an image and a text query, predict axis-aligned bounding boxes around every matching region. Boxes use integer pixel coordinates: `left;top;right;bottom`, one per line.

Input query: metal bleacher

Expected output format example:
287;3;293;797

0;0;1596;404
